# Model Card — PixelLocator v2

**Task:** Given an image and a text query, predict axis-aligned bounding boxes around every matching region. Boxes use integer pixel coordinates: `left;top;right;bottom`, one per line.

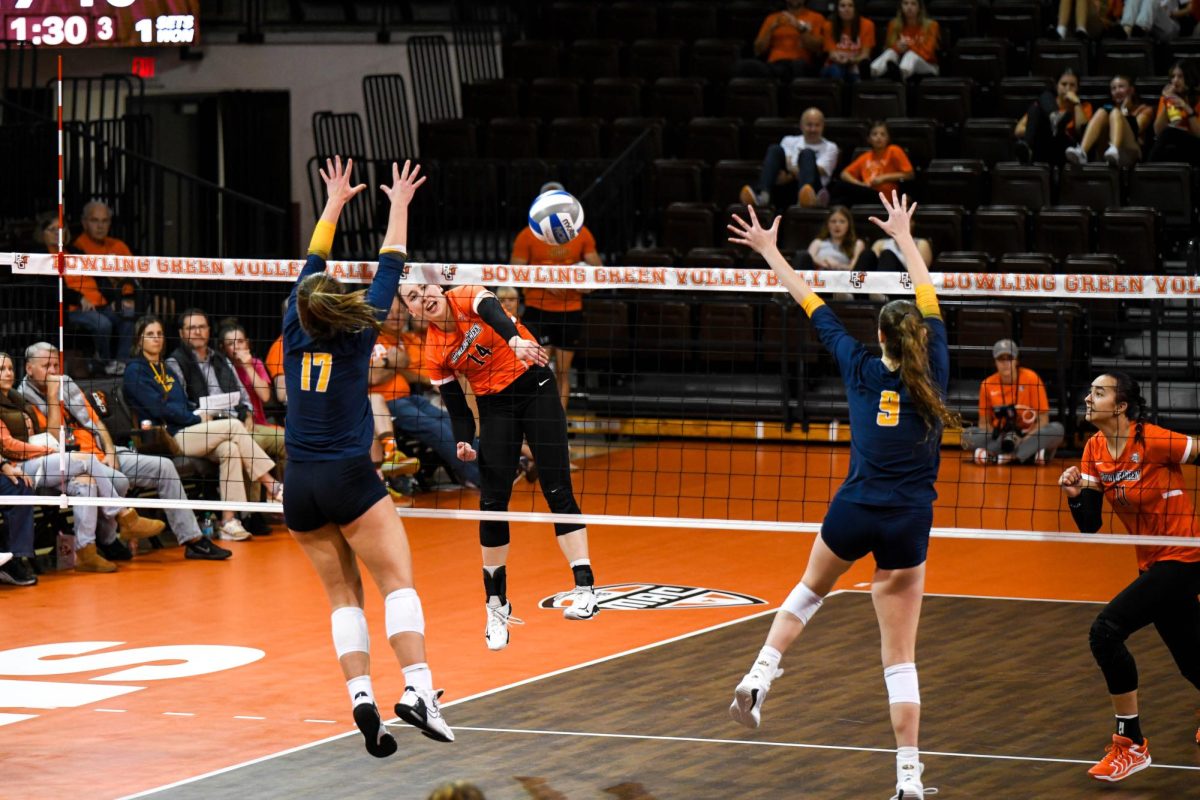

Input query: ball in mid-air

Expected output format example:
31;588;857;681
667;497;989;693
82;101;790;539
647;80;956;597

528;189;584;245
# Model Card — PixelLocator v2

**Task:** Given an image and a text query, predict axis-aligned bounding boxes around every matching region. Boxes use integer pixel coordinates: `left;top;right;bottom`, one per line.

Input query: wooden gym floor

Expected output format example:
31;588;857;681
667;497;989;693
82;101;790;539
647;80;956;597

1;442;1198;799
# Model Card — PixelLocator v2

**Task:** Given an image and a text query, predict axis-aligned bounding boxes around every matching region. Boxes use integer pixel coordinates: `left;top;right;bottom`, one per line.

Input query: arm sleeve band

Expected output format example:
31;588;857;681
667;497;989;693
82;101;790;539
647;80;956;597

308;220;335;259
438;379;477;444
476;296;521;342
800;294;825;318
915;284;940;318
1068;488;1103;533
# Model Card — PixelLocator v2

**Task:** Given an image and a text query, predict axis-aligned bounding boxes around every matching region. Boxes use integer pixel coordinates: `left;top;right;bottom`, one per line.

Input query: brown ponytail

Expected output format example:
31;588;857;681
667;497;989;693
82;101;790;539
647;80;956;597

296;273;383;340
879;299;959;432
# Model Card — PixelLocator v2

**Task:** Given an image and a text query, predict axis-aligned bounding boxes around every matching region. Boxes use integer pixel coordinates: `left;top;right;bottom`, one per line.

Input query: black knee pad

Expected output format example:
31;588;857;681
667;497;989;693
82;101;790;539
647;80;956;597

480;495;511;548
1090;614;1138;695
542;480;583;536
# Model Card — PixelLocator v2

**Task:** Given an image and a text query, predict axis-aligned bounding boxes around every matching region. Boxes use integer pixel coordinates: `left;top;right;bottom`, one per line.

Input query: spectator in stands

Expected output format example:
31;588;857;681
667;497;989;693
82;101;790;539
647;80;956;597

740;0;828;80
832;121;915;207
820;0;875;83
1014;68;1092;167
18;342;230;561
0;452;37;586
796;206;873;279
1121;0;1183;39
870;0;940;81
960;339;1065;465
870;219;934;270
1148;61;1200;166
740;108;839;209
510;182;602;413
125;315;282;542
71;200;139;365
265;298;288;404
378;295;480;490
1052;0;1122;39
1066;74;1154;167
218;322;287;479
496;286;522;320
0;351;164;573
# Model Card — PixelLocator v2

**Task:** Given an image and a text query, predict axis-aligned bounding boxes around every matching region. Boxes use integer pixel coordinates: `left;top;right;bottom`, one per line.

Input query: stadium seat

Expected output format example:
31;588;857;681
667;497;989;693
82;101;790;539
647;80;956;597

600;1;661;42
541;2;600;42
780;206;831;252
1077;76;1113;109
566;39;623;80
485;118;540;158
998;77;1051;120
997;252;1055;274
912;204;965;255
683;247;739;270
936;251;991;272
688;39;742;82
914;78;973;133
850;81;906;119
1033;206;1093;264
822;117;870;169
610;117;665;158
1128;163;1192;230
698;302;758;367
588;78;643;120
504;40;561;81
972;204;1029;256
928;0;979;40
1030;39;1088;79
662;2;719;40
723;78;780;121
986;1;1041;50
920;159;987;210
787;78;843;117
884;118;937;170
747;117;799;159
1096;39;1155;79
654;158;705;205
712;159;762;205
546;117;602;159
649;77;707;125
952;305;1014;370
761;299;813;368
684;117;742;163
629;39;685;80
461;79;523;122
850;203;887;244
578;298;630;364
1098;208;1159;273
961;118;1015;166
1062;254;1122;329
621;246;678;267
951;38;1007;93
662;201;718;250
634;299;693;370
1019;305;1077;373
418;119;478;159
990;163;1051;210
719;1;779;44
1058;164;1119;212
527;77;581;120
835;306;884;349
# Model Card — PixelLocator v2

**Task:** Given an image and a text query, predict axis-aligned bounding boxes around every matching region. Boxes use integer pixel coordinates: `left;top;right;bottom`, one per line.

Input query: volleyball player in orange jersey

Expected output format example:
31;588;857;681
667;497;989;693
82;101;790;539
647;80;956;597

1059;371;1200;783
400;281;600;652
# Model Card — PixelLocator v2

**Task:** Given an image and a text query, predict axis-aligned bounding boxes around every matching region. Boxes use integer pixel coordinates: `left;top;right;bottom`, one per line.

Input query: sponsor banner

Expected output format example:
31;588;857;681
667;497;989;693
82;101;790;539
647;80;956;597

8;251;1200;299
539;583;767;611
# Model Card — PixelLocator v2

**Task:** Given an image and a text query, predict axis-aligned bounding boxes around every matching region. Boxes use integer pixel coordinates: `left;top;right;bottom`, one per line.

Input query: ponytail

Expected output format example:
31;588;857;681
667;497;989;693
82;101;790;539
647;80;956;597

879;300;959;433
296;273;383;341
1105;370;1149;446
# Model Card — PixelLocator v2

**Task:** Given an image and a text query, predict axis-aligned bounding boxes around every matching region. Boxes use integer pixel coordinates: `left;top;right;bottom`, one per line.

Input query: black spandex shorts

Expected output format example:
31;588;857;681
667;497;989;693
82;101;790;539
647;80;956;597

820;496;932;570
283;454;388;533
522;306;583;350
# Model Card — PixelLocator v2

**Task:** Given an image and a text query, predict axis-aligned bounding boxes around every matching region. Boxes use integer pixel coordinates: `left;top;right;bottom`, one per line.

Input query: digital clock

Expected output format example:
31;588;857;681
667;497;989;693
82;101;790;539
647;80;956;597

3;1;199;47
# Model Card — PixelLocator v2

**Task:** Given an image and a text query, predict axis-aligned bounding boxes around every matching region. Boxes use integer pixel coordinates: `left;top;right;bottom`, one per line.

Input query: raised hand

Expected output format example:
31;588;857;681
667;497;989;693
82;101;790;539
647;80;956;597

869;190;917;240
380;159;426;207
727;206;781;255
319;155;368;206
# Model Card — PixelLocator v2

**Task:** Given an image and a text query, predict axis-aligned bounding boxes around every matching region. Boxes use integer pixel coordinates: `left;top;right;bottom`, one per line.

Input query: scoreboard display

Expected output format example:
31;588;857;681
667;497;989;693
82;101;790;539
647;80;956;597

3;1;199;47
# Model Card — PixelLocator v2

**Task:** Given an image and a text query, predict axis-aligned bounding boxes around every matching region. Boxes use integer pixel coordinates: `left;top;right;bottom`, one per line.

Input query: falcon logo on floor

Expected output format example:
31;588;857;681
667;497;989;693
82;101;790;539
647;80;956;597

540;583;766;611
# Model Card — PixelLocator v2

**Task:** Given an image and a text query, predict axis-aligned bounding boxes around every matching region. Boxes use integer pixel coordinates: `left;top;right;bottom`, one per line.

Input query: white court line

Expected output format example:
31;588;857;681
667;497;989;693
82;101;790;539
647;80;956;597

94;709;126;714
115;591;1120;798
449;725;1200;773
162;712;194;717
233;716;265;721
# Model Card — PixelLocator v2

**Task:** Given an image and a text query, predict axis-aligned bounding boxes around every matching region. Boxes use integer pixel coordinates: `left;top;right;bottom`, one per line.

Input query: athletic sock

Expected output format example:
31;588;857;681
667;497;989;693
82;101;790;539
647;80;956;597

347;675;375;708
1116;714;1143;744
483;564;507;607
569;558;593;588
897;745;920;780
756;645;782;672
402;662;433;693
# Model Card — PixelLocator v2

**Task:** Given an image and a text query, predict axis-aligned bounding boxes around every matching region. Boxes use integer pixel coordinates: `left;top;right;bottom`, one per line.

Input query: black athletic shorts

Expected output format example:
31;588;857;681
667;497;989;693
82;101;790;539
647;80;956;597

522;306;583;350
820;496;932;570
283;454;388;533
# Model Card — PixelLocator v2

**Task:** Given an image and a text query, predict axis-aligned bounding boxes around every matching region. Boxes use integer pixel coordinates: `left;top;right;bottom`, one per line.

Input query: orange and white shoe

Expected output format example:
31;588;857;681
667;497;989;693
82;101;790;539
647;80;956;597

1088;734;1151;782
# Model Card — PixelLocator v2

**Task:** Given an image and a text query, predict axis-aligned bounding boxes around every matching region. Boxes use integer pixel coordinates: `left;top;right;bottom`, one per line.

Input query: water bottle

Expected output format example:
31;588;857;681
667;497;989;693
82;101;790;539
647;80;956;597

200;513;214;540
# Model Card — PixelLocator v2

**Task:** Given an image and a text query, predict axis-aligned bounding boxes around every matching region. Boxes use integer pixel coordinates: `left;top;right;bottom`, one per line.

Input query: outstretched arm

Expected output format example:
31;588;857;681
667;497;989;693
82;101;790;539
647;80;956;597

308;156;368;261
369;160;426;313
869;190;930;288
728;207;819;310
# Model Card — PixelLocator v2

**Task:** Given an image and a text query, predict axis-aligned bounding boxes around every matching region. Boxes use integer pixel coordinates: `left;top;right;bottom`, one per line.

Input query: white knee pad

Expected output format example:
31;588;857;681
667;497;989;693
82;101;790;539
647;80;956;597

331;606;369;659
884;662;920;705
385;587;425;638
781;581;824;625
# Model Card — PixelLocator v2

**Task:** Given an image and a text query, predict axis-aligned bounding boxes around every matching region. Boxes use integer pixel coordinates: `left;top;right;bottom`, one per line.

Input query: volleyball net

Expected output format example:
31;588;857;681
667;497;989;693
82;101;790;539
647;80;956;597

2;250;1199;549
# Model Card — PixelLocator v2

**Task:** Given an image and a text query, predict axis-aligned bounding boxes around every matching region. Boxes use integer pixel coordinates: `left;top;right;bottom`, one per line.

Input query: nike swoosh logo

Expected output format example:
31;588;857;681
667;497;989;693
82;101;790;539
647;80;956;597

538;379;550;386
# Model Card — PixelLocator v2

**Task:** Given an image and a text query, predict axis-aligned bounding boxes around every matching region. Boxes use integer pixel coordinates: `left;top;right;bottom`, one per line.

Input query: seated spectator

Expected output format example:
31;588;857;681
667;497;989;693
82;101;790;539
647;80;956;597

871;219;934;270
1148;61;1200;166
0;351;164;574
124;316;282;542
740;107;839;209
1121;0;1183;38
821;0;875;84
795;206;875;280
870;0;940;81
218;322;287;477
0;455;37;586
832;121;915;207
960;339;1065;465
1052;0;1122;39
378;295;481;490
738;0;828;80
495;286;523;320
1065;74;1154;167
70;200;139;365
18;342;230;562
264;299;288;404
1014;68;1092;167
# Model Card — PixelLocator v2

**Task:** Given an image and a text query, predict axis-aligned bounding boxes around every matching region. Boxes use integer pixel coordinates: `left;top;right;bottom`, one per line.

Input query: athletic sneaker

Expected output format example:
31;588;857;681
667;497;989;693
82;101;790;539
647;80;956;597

973;447;993;465
0;557;37;586
484;601;524;651
0;553;11;568
729;659;783;728
352;702;397;758
891;762;931;799
395;686;454;742
184;537;232;560
218;518;252;541
558;586;599;620
1088;734;1151;782
1064;145;1087;165
1103;144;1122;167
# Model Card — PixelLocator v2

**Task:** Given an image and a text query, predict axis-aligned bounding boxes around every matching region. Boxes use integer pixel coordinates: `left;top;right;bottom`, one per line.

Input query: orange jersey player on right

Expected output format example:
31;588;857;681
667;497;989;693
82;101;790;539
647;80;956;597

1059;371;1200;784
401;282;601;653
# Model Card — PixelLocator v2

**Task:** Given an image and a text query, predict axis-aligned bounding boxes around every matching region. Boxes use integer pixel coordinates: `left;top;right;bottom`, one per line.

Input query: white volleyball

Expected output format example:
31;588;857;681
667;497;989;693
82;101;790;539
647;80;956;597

528;189;584;245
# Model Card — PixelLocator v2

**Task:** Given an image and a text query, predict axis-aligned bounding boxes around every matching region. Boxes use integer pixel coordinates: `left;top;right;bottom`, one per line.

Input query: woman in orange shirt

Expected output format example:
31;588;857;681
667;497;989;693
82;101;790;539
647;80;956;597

744;0;828;80
1148;61;1200;168
834;121;915;207
1065;74;1154;168
1059;371;1200;783
1014;68;1092;167
869;0;940;81
820;0;875;84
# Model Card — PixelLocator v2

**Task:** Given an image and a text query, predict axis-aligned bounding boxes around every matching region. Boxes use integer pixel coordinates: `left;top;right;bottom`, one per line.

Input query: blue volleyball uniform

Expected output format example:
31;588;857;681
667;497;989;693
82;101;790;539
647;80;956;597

281;249;407;531
804;289;949;568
